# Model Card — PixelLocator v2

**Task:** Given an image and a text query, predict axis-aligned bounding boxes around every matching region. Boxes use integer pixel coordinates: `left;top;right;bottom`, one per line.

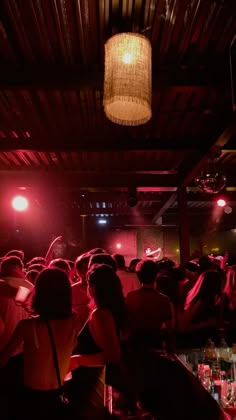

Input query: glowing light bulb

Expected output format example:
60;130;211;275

217;199;226;207
122;52;132;64
12;195;28;211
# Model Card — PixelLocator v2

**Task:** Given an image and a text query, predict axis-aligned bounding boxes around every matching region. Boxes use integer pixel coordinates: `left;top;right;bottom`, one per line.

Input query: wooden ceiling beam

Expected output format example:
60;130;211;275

0;65;228;89
181;115;236;187
152;193;178;224
0;139;200;152
152;114;236;222
0;170;178;189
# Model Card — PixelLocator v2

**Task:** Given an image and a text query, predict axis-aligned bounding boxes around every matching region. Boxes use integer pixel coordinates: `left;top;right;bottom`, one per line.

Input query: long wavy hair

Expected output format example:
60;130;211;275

223;267;236;299
184;270;223;311
87;263;127;329
32;268;72;319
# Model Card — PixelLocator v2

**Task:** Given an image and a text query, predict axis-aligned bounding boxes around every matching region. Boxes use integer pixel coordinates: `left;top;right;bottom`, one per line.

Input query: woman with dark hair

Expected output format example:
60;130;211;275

177;270;224;348
69;263;126;419
0;268;84;420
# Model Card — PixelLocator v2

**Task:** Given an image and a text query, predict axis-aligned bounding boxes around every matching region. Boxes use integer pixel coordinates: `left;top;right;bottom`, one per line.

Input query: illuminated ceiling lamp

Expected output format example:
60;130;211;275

103;33;152;126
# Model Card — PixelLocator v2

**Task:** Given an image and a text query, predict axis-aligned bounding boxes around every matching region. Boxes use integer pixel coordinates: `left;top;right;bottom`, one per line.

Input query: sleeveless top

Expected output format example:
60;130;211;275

75;320;102;354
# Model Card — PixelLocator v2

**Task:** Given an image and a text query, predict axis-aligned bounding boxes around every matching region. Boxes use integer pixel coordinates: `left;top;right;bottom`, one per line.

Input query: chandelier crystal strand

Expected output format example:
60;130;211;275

103;33;152;126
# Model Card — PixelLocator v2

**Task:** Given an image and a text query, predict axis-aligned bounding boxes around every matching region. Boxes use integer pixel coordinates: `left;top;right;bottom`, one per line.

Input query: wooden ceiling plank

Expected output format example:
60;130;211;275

152;192;177;223
181;114;236;187
152;115;236;222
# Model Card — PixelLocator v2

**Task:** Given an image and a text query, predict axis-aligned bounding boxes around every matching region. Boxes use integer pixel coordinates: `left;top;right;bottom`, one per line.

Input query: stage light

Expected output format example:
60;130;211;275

98;219;107;225
116;243;121;249
12;195;28;212
217;198;226;207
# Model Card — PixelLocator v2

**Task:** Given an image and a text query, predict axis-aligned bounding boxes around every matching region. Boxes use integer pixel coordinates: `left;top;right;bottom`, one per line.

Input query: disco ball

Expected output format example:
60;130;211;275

195;162;226;194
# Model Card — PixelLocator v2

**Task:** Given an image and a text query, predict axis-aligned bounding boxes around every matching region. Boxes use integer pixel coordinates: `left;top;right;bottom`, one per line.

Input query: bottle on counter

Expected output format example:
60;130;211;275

203;338;217;366
217;337;232;375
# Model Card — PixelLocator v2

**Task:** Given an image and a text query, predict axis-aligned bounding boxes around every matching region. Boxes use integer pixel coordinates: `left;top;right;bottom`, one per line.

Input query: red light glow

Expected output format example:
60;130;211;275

12;195;29;212
217;198;226;207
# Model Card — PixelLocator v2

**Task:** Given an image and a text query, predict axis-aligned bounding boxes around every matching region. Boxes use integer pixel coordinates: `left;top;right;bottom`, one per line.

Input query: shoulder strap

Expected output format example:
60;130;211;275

45;320;63;390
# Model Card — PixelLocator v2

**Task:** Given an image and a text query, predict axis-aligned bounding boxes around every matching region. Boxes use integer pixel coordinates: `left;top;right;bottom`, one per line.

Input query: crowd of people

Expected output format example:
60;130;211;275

0;236;234;419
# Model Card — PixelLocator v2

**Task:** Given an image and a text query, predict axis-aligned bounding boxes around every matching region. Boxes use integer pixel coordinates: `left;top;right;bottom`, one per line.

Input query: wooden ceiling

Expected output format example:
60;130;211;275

0;0;236;228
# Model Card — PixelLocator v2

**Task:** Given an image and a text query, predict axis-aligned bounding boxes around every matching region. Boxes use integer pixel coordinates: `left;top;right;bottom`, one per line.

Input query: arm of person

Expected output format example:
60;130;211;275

69;309;121;370
177;300;202;332
45;235;63;266
177;301;216;332
0;319;26;367
162;301;176;352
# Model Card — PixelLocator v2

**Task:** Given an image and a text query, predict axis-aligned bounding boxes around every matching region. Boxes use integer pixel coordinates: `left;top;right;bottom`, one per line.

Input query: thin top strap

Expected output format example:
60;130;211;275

45;320;62;390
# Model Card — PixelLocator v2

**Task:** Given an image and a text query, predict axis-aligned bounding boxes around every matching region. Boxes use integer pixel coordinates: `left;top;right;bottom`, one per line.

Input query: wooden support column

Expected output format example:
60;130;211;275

178;186;190;266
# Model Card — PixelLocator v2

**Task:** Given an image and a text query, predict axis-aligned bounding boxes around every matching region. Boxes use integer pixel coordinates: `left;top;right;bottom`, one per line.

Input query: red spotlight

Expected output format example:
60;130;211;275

12;195;29;212
217;198;226;208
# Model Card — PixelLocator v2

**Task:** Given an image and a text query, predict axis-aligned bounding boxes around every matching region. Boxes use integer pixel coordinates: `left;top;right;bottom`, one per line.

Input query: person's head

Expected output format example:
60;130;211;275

74;253;91;282
32;268;72;319
185;261;199;273
4;249;24;262
26;269;39;285
49;258;71;275
27;263;45;273
26;256;46;267
0;256;24;277
136;259;158;285
88;253;117;272
128;258;141;273
87;263;126;328
112;254;126;270
87;248;107;255
199;256;213;273
156;258;175;274
156;272;179;306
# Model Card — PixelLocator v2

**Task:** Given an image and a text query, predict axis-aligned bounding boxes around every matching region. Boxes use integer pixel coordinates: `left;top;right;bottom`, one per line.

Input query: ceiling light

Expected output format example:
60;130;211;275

103;33;152;126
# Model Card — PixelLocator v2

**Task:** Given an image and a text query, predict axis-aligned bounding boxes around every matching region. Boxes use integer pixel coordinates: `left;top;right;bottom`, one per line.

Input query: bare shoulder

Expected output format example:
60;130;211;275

158;292;172;304
90;307;114;324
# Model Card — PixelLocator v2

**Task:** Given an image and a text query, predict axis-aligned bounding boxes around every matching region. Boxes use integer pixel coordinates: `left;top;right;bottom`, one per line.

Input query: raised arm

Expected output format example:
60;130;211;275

45;235;63;266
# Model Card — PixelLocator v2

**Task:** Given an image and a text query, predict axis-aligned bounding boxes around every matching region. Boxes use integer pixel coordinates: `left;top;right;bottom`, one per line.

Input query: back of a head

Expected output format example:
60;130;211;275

5;249;24;262
87;263;126;327
112;253;126;270
87;248;107;255
128;258;141;273
199;256;213;272
172;267;186;282
26;256;46;267
49;258;71;274
27;263;45;273
185;261;199;273
26;269;39;285
32;268;72;319
136;259;158;284
75;253;90;274
88;253;117;272
0;256;24;277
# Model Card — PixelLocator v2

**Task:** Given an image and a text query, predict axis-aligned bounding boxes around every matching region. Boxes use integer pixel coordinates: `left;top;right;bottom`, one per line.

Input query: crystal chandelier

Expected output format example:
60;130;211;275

195;161;226;194
103;32;152;126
